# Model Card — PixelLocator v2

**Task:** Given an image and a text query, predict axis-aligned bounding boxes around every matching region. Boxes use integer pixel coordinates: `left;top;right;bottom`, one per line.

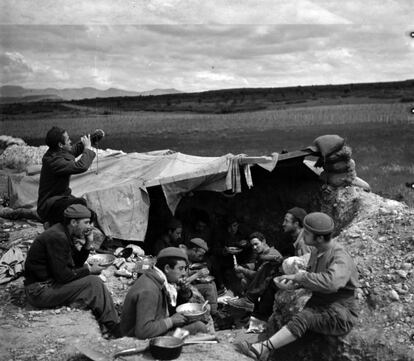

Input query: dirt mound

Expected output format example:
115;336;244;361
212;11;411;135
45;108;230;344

265;186;414;361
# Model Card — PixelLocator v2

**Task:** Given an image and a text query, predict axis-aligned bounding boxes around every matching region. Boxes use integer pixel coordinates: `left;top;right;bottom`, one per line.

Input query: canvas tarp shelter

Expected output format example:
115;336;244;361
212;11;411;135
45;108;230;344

8;150;283;241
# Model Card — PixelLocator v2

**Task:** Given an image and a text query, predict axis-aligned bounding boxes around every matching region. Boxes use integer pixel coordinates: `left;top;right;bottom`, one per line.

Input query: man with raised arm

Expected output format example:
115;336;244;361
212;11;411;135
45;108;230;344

37;126;103;226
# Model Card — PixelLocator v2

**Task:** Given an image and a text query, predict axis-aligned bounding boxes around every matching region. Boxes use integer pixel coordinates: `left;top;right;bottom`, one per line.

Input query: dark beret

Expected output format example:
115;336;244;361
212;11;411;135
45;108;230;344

287;207;307;223
63;204;91;219
189;238;208;252
303;212;334;235
157;247;188;262
167;218;182;230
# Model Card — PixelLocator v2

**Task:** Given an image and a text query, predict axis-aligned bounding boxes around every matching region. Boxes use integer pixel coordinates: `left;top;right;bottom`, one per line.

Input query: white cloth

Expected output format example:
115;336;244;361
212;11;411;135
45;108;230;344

153;266;178;307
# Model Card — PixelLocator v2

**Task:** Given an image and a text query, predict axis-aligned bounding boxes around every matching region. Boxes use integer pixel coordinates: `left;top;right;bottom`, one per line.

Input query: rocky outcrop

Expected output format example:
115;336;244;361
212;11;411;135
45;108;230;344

267;186;414;361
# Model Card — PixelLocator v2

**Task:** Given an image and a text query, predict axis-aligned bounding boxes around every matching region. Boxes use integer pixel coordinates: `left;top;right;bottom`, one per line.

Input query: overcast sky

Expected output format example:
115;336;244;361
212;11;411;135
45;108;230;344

1;0;413;92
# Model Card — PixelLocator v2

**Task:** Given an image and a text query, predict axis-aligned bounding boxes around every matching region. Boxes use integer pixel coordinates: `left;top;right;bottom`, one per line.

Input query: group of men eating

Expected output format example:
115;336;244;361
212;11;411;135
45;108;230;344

23;127;360;359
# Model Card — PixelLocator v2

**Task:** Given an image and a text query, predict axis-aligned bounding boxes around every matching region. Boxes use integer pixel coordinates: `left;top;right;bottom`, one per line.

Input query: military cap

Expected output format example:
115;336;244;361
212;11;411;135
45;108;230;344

303;212;334;235
287;207;307;223
167;218;182;230
157;247;188;262
63;204;91;219
189;238;209;252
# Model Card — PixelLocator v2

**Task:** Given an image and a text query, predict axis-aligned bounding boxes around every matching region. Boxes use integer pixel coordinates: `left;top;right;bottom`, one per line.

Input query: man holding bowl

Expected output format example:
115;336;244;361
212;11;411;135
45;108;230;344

121;247;208;339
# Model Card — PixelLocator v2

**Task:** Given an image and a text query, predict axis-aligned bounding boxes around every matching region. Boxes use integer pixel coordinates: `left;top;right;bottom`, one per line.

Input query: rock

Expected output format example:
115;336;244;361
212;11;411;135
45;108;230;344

389;290;400;301
396;270;408;279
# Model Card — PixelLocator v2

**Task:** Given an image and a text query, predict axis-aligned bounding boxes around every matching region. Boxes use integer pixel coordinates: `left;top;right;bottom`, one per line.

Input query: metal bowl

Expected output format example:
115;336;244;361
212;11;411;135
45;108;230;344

87;254;116;267
149;336;183;360
176;302;207;321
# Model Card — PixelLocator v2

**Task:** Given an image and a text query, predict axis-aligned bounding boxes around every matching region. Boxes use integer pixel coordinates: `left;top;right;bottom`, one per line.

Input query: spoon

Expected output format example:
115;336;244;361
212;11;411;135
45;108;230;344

201;300;209;310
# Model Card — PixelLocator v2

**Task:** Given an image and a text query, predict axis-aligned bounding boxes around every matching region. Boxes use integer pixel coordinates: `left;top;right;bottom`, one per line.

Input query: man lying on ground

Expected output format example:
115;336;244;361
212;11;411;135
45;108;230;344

236;212;359;360
120;247;208;339
24;204;120;338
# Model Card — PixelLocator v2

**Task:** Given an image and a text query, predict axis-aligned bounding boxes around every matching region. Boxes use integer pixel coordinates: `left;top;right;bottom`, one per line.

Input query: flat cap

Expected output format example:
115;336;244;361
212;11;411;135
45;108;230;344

63;204;91;219
157;247;188;262
287;207;307;223
189;238;209;252
167;218;182;230
303;212;334;235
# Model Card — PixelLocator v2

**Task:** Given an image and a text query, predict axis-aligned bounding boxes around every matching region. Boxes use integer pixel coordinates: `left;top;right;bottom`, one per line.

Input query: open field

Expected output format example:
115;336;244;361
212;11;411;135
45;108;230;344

2;97;414;206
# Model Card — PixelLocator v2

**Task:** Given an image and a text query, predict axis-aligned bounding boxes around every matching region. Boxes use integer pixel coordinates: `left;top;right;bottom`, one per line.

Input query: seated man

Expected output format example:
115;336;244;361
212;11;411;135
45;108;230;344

241;207;310;324
151;218;183;256
211;216;253;295
24;204;120;338
183;238;218;316
120;247;208;339
237;212;359;360
181;209;212;247
227;232;283;312
37;126;104;226
276;207;311;258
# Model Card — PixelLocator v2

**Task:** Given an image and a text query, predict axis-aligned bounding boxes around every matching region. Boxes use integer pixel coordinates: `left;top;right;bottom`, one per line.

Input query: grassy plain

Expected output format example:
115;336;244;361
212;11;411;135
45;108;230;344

2;96;414;206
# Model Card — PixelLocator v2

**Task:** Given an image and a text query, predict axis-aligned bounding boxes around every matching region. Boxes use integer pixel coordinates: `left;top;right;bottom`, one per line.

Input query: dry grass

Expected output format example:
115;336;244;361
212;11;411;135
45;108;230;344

2;101;414;206
3;102;412;139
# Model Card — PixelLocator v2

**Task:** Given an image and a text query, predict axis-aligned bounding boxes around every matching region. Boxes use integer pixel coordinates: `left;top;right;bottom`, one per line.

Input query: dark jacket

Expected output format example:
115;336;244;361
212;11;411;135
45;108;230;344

37;142;95;220
24;223;90;285
120;269;192;339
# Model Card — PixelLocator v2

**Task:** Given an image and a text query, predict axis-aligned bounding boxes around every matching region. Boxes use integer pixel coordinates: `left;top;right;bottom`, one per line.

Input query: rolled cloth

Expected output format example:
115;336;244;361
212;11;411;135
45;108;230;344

157;247;188;262
303;212;334;235
63;204;91;219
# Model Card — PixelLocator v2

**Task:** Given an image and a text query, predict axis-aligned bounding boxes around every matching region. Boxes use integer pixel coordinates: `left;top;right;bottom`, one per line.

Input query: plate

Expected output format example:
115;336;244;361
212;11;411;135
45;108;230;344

189;263;207;270
227;246;242;253
87;254;116;267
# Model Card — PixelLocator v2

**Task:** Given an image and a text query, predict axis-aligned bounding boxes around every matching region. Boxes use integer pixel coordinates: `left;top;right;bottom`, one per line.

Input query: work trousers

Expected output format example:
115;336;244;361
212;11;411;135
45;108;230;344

252;281;278;321
25;275;119;327
286;300;357;338
45;196;98;226
46;196;88;225
246;262;280;302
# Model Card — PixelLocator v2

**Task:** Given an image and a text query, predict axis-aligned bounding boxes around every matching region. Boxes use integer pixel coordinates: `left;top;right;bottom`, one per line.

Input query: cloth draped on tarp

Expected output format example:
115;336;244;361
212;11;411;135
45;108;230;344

8;150;279;241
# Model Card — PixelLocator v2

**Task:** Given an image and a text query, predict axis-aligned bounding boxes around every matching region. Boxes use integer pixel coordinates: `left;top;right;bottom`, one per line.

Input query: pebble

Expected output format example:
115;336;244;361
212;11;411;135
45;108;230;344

389;290;400;301
396;270;407;279
401;263;412;270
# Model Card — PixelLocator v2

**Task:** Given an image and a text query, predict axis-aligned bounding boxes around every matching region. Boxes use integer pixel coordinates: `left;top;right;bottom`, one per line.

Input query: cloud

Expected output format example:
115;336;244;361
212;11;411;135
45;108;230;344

1;24;412;91
0;52;34;83
3;0;411;25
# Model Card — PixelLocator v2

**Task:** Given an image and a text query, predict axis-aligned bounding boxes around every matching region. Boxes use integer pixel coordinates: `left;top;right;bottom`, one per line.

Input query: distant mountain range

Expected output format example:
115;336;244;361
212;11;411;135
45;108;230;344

0;85;181;103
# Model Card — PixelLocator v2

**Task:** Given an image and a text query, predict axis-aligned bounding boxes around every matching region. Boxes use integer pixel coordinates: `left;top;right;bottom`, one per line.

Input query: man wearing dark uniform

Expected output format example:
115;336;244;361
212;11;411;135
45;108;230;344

37;126;103;226
24;204;120;338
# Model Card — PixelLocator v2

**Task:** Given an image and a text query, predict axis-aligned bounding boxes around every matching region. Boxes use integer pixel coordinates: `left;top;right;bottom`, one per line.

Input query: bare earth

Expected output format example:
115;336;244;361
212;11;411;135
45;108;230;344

0;188;413;361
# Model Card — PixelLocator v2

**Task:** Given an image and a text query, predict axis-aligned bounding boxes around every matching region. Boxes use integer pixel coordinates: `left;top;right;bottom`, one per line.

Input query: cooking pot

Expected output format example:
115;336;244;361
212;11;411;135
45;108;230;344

149;336;184;360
